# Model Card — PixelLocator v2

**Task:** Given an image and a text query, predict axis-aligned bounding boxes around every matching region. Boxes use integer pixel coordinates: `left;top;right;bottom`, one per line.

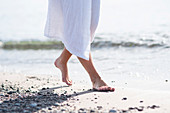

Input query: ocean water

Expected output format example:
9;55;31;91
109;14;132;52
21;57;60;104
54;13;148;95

0;0;170;90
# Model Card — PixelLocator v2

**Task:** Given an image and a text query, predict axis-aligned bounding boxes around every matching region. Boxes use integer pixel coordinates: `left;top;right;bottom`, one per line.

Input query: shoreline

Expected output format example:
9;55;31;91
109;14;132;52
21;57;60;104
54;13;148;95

0;72;170;112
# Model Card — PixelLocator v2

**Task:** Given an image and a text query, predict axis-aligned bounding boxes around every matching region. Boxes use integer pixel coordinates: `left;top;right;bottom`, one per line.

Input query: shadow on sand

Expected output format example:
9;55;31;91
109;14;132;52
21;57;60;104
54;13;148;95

0;85;97;112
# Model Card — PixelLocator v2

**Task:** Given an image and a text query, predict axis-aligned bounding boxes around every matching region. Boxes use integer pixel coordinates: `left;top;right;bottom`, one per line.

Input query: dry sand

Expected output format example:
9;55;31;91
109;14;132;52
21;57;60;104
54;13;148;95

0;72;170;113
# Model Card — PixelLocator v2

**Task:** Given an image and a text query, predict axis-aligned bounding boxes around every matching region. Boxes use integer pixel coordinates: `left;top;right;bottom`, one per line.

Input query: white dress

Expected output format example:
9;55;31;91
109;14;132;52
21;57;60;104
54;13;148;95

44;0;100;60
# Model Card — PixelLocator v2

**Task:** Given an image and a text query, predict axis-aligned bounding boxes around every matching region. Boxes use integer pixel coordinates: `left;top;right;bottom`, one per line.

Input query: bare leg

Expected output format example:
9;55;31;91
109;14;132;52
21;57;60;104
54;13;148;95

54;48;72;86
77;52;115;91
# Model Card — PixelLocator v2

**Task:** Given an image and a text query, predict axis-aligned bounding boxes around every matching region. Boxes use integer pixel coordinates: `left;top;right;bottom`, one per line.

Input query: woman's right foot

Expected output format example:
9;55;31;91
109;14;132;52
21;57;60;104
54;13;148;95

54;58;72;86
92;78;115;92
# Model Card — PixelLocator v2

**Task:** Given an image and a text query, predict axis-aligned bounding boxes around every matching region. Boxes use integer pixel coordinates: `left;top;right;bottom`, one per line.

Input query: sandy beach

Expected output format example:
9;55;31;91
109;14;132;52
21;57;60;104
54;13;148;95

0;72;170;113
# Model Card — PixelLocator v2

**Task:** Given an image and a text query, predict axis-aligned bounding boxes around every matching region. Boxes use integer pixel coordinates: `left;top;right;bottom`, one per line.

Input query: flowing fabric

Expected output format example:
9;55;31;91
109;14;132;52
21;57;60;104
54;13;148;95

44;0;100;60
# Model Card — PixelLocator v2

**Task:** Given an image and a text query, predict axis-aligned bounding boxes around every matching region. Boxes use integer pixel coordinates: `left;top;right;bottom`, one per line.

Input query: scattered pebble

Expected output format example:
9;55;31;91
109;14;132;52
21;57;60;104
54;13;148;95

140;100;143;103
97;106;102;110
48;107;52;110
109;109;117;113
122;97;127;100
30;103;37;107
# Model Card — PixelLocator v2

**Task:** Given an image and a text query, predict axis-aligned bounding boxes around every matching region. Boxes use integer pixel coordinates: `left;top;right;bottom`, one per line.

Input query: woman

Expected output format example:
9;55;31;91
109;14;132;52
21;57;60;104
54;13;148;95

44;0;114;91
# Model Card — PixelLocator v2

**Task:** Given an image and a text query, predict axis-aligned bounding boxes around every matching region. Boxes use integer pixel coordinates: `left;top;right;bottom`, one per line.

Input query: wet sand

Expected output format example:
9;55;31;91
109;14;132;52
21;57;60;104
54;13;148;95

0;72;170;113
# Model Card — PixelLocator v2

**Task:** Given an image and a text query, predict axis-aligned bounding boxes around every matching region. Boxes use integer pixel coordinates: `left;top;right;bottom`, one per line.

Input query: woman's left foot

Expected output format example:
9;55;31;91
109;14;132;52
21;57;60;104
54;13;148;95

92;78;115;92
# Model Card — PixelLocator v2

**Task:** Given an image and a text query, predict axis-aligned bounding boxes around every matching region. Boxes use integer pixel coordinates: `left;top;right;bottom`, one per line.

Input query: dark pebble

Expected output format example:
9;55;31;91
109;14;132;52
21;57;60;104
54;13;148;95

66;95;71;98
64;91;67;94
10;86;14;90
2;109;7;112
165;80;168;82
5;95;9;97
26;90;30;93
150;105;160;109
94;97;97;99
42;88;46;90
48;108;52;110
109;109;117;113
140;100;143;103
1;84;4;88
38;92;42;95
111;81;115;83
122;110;128;113
7;91;16;95
122;97;127;100
97;106;102;110
135;107;143;111
17;88;20;93
90;109;95;112
3;100;9;103
79;108;85;111
61;109;66;111
128;107;135;110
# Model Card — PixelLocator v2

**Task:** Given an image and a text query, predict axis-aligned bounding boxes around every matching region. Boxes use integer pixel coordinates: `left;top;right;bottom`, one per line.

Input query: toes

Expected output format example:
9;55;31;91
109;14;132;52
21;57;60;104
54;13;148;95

66;80;72;86
98;86;115;92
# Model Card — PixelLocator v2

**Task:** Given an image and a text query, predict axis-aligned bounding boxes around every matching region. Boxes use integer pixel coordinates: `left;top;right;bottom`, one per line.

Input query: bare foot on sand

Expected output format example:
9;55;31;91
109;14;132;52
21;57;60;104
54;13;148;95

92;78;115;92
54;58;72;86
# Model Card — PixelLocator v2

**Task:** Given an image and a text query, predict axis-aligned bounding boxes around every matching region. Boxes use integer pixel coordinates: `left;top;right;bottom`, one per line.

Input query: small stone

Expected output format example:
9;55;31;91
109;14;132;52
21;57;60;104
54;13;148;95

94;97;97;99
17;88;20;93
23;110;29;113
26;90;30;93
128;107;135;110
122;97;127;100
97;106;102;110
66;95;71;98
48;107;52;110
61;109;66;111
135;107;143;111
3;100;9;103
122;110;128;113
90;109;95;112
54;103;59;106
15;103;21;106
165;80;168;82
140;100;143;103
42;88;46;90
79;108;85;112
150;105;160;109
7;91;16;95
5;95;9;97
1;84;4;88
30;103;37;107
109;109;117;113
64;91;67;94
111;81;115;83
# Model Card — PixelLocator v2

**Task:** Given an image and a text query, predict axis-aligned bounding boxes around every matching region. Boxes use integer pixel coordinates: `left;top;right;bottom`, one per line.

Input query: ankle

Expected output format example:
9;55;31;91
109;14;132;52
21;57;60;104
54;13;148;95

56;57;67;65
91;76;101;83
